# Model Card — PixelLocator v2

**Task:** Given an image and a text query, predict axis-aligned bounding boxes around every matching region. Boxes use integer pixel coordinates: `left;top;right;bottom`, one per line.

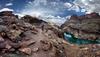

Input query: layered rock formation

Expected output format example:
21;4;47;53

61;12;100;40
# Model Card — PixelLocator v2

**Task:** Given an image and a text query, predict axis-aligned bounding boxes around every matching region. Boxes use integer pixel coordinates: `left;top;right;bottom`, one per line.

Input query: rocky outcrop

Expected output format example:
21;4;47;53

0;11;65;57
61;12;100;40
21;15;47;25
0;11;16;16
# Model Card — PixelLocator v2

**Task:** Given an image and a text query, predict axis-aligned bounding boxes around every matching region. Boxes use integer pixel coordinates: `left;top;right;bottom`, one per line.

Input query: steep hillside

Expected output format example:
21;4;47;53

61;12;100;40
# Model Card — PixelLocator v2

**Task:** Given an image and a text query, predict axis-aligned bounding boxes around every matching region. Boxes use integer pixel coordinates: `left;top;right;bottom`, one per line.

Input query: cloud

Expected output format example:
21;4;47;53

5;3;13;6
64;2;72;8
68;5;80;12
0;8;14;12
39;15;71;26
74;0;100;14
20;0;69;16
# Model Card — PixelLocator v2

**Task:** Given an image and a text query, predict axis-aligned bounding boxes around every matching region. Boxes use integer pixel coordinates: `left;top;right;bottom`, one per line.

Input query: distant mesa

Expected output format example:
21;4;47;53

0;8;15;16
85;12;100;18
70;12;100;20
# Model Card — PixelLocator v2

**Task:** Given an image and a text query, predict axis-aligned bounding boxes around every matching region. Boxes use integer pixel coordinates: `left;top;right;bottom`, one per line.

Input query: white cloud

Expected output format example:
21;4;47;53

20;0;68;16
0;8;14;12
81;9;86;12
5;3;13;6
21;0;87;16
39;15;71;26
74;0;100;14
64;2;72;8
68;5;80;12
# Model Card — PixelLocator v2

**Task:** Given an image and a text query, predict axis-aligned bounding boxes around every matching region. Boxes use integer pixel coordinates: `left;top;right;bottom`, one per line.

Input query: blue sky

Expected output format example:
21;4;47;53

0;0;85;17
0;0;30;12
0;0;99;25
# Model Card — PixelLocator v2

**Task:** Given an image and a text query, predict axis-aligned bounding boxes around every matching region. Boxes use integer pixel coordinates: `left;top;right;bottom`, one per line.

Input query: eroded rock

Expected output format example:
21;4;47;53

19;48;32;55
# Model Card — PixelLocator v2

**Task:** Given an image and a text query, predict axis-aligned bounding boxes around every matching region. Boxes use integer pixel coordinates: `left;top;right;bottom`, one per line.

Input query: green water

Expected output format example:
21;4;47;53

64;32;100;44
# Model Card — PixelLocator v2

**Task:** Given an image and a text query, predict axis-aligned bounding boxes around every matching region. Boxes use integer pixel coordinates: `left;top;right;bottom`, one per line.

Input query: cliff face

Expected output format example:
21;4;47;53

61;12;100;40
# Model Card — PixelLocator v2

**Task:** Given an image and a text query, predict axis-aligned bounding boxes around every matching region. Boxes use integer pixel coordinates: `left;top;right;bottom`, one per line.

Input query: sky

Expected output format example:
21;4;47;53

0;0;99;25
